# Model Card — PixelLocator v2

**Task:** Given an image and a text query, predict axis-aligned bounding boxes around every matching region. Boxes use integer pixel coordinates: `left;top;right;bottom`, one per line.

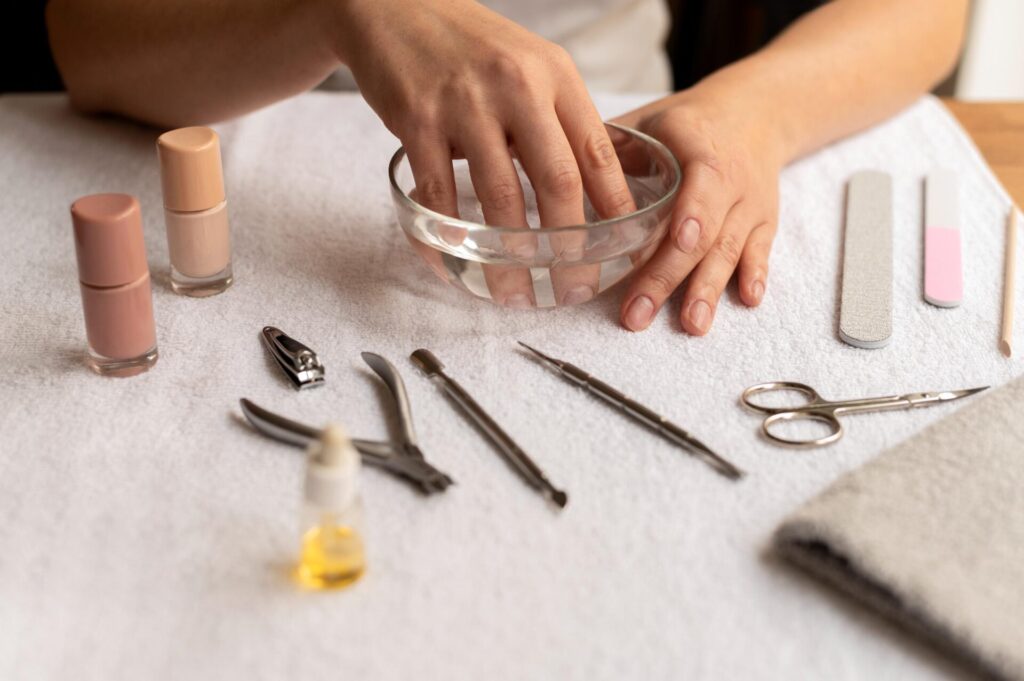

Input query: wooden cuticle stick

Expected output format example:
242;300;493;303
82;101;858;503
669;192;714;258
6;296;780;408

1000;207;1019;358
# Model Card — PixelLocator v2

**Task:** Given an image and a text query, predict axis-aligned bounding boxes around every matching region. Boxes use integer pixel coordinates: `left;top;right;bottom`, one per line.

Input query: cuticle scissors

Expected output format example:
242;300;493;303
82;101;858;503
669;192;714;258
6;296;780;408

740;381;989;448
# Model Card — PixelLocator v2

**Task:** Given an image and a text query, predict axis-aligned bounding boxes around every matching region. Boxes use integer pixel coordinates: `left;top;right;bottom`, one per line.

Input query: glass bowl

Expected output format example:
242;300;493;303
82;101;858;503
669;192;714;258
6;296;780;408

388;123;681;308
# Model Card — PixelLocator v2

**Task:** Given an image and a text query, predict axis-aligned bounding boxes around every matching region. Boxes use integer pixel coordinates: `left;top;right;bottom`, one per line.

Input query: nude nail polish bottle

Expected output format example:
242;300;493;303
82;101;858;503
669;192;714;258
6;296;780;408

157;126;233;296
71;193;159;377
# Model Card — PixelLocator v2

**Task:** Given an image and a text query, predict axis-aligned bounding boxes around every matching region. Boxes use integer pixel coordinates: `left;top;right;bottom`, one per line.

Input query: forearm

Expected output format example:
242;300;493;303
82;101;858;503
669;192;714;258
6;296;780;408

47;0;340;126
689;0;970;164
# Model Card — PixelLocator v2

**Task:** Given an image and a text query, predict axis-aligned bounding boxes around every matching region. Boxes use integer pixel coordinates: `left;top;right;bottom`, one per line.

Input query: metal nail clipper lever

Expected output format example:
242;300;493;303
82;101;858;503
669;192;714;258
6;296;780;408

410;349;568;508
261;326;325;390
517;342;744;481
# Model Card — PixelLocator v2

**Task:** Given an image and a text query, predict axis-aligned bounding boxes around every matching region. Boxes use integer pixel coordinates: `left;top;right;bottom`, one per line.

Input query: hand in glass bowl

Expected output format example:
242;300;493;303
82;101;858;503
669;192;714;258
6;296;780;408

389;123;681;309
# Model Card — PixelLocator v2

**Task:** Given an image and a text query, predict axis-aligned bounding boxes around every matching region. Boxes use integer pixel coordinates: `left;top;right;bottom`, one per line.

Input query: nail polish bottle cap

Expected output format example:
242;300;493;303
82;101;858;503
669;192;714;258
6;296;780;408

305;424;361;510
71;193;149;287
156;126;226;212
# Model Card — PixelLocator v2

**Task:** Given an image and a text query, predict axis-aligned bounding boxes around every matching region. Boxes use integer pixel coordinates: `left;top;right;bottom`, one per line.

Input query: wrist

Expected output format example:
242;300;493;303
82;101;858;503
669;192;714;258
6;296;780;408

320;0;381;66
683;57;797;168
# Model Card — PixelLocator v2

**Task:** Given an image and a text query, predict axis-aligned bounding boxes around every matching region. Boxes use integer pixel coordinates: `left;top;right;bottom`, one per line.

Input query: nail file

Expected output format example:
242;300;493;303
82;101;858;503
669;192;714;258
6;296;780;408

839;170;893;349
924;170;963;307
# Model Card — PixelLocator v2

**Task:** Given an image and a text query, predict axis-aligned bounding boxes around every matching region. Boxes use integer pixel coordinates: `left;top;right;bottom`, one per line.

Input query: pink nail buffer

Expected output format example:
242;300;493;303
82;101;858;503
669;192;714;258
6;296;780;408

924;170;963;307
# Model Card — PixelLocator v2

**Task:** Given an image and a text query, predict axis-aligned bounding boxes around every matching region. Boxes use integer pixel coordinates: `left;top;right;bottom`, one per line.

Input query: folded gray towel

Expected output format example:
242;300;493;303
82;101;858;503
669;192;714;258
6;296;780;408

775;376;1024;680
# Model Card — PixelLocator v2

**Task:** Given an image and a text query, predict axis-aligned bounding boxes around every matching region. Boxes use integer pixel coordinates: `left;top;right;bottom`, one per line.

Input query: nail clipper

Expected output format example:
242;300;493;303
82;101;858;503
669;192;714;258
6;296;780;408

261;326;325;390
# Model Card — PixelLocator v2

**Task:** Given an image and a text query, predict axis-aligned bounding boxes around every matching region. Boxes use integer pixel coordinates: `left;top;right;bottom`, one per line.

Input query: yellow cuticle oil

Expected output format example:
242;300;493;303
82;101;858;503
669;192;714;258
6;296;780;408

295;424;366;590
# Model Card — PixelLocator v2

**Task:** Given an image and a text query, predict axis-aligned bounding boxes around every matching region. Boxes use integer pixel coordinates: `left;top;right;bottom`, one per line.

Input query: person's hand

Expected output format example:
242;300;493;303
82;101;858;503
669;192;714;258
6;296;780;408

612;92;785;335
333;0;635;307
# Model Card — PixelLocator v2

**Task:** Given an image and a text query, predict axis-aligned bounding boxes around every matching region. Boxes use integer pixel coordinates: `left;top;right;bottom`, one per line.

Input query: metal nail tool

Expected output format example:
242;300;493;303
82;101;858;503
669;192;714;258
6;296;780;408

261;326;325;390
240;352;453;493
517;342;743;481
741;381;989;447
410;348;568;508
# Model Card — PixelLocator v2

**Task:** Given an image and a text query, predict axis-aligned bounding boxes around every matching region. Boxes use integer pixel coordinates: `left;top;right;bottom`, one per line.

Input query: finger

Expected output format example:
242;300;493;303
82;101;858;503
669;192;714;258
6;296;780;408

607;124;657;178
555;89;636;220
511;110;600;306
619;161;735;331
679;205;758;336
736;223;776;307
403;135;460;280
401;229;449;283
458;120;537;308
404;133;459;217
609;98;672;131
554;96;648;308
459;130;538;258
666;158;734;258
460;122;526;227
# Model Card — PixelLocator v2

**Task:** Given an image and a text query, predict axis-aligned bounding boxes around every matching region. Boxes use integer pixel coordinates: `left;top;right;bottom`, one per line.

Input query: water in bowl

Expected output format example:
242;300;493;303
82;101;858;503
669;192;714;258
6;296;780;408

413;167;666;308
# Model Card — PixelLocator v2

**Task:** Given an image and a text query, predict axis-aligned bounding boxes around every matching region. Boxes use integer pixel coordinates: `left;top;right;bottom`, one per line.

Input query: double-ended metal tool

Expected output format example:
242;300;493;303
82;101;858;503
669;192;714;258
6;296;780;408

410;349;568;508
241;352;453;494
517;342;743;481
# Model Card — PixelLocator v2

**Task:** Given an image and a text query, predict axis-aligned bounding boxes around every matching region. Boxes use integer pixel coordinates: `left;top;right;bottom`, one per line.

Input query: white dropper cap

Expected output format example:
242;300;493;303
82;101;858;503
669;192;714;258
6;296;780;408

304;423;361;511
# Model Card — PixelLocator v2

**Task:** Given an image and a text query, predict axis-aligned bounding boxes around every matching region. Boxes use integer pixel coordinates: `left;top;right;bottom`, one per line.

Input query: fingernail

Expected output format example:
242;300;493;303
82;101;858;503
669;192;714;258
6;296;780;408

751;280;765;304
675;218;700;253
505;294;533;309
508;240;538;259
689;300;712;333
441;225;468;246
562;246;585;262
562;285;595;306
553;240;585;262
624;295;654;330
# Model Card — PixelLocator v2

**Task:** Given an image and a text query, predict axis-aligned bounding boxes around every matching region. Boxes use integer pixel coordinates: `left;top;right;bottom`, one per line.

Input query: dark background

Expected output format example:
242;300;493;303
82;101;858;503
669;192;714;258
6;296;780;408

666;0;826;89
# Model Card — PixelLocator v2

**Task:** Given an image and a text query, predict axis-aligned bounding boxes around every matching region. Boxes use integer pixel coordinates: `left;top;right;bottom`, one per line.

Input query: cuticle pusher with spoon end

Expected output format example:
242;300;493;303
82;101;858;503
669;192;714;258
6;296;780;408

517;341;743;481
410;348;568;508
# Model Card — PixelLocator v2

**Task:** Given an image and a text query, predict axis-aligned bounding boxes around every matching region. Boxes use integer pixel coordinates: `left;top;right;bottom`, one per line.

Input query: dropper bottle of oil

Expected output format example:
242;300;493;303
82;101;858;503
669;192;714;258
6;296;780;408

295;424;366;589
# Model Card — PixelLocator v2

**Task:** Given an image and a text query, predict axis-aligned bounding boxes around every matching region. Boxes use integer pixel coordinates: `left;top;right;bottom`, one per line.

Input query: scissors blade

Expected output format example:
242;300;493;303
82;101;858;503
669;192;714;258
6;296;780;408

915;386;989;403
896;386;989;410
944;386;989;400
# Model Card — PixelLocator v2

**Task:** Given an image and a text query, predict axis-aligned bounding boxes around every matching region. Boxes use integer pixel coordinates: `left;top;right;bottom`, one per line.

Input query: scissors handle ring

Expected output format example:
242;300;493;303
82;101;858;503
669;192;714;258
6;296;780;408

761;410;843;447
741;381;822;414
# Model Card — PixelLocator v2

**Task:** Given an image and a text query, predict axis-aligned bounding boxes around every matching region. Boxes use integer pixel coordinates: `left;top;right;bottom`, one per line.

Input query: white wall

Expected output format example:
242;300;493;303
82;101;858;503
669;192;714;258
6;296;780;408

956;0;1024;100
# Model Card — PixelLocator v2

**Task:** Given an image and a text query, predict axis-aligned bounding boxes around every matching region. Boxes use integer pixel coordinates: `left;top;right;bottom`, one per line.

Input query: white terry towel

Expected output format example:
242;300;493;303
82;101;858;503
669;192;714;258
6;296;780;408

775;375;1024;680
0;92;1021;680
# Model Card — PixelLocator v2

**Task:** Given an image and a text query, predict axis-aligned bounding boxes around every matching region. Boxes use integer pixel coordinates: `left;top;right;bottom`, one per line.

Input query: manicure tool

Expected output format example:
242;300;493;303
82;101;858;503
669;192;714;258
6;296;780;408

1000;207;1018;358
240;352;453;493
840;170;893;349
924;170;963;308
517;342;743;481
261;326;325;389
410;348;568;508
741;381;989;447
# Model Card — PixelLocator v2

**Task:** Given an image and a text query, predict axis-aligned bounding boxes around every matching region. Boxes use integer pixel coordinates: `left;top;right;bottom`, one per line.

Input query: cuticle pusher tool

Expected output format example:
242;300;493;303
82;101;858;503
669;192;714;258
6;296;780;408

410;348;568;508
517;341;743;481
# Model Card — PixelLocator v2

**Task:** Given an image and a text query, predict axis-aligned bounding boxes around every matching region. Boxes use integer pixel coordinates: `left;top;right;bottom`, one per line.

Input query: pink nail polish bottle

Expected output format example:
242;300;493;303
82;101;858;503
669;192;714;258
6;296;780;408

157;126;233;297
71;193;159;377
